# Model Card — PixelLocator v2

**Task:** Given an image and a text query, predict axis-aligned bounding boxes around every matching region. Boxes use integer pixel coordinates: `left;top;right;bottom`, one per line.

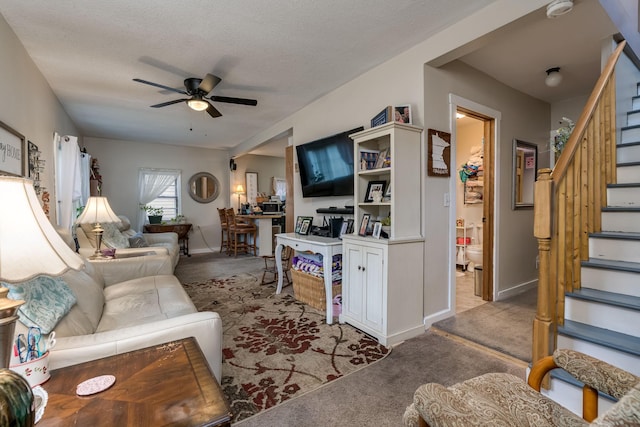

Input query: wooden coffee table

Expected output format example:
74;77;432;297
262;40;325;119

38;337;231;426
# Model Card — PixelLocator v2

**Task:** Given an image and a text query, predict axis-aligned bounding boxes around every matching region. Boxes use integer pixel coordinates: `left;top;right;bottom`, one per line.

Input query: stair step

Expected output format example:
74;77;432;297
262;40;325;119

616;162;640;184
589;231;640;261
632;95;640;110
565;289;640;338
558;320;640;360
607;184;640;207
621;124;640;144
601;209;640;233
541;372;616;416
628;110;640;126
618;141;640;163
581;258;640;297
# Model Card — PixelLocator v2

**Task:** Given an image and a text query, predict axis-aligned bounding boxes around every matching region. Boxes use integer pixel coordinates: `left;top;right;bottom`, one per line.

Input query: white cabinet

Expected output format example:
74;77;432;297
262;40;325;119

340;237;424;346
340;122;425;346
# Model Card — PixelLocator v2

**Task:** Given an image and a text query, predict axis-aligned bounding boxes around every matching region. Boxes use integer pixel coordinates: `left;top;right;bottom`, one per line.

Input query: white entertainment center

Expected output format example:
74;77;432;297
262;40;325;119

340;122;425;346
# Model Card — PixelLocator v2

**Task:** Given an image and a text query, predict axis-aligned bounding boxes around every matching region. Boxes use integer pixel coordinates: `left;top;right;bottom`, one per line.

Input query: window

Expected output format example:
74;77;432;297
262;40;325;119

138;168;181;229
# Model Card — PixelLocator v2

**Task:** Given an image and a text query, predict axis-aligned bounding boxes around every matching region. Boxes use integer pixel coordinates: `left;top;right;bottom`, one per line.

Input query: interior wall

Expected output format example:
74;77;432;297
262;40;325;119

0;14;80;225
230;154;285;207
83;137;229;254
423;60;550;323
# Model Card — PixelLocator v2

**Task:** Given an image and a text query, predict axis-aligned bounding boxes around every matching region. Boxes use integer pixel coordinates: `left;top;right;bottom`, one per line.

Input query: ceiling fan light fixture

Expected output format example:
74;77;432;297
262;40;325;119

545;67;563;87
546;0;573;18
187;97;209;111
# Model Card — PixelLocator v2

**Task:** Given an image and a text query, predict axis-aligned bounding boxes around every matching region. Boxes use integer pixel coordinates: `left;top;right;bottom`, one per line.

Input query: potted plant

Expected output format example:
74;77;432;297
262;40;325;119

140;204;164;224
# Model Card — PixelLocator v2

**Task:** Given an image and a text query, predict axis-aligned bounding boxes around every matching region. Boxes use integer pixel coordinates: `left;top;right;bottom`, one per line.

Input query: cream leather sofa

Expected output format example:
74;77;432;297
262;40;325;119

75;215;180;269
13;259;223;381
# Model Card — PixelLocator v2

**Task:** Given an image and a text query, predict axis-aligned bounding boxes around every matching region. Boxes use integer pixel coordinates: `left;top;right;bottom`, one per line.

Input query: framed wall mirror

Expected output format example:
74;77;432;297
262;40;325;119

512;139;537;209
188;172;220;203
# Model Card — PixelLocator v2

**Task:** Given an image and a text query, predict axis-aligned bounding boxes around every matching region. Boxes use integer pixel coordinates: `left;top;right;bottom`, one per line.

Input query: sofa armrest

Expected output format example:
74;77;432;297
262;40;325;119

143;232;179;246
49;312;223;381
409;383;487;427
88;254;174;286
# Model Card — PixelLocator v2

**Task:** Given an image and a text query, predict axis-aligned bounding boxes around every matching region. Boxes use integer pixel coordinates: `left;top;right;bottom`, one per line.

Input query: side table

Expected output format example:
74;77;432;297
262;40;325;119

144;223;192;256
38;337;231;426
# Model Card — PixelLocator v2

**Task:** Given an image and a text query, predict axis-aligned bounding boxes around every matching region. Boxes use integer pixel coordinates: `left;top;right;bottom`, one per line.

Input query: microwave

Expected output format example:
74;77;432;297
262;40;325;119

262;202;282;213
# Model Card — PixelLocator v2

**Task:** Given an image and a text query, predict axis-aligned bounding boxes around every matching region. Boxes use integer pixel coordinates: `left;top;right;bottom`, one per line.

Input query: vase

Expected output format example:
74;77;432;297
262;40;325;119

148;215;162;224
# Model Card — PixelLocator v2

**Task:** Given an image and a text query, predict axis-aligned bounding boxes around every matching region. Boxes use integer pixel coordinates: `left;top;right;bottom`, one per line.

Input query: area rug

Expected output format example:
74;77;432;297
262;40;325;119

183;273;390;423
432;287;537;362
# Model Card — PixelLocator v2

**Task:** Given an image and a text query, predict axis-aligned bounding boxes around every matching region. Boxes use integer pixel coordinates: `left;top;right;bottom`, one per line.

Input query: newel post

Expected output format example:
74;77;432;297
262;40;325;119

533;168;553;372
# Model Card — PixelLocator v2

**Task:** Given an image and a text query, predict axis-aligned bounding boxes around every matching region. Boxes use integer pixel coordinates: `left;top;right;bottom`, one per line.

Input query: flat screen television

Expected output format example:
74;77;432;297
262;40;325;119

296;126;363;198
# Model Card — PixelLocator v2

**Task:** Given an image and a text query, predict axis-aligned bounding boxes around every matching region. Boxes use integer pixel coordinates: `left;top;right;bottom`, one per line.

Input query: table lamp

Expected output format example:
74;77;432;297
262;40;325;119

234;184;245;213
0;177;85;426
75;196;121;259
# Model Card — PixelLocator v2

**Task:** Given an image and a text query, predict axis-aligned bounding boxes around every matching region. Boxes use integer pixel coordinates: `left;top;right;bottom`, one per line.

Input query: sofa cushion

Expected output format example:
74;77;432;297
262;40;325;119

117;215;132;232
128;232;149;248
102;222;130;249
96;275;196;333
5;276;77;334
54;262;106;336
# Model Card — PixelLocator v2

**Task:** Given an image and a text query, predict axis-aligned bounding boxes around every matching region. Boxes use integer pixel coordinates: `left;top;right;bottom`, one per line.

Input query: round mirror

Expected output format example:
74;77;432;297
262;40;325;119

188;172;220;203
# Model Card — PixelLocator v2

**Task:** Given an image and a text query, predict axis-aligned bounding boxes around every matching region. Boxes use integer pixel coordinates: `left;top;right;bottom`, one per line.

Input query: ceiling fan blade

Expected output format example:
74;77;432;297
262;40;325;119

133;78;187;95
198;74;221;94
209;95;257;106
206;104;222;118
150;99;188;108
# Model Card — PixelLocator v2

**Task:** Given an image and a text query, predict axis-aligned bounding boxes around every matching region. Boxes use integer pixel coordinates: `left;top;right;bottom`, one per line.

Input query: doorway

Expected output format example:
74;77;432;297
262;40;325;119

449;95;500;312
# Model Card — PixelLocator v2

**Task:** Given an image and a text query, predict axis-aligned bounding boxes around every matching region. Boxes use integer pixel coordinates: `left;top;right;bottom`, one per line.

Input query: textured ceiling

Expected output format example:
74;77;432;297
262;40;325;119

0;1;620;156
0;0;495;151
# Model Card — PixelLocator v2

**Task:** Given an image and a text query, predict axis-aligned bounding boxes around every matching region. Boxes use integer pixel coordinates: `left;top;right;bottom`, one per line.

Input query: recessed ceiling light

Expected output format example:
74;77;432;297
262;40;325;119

545;67;563;87
546;0;573;18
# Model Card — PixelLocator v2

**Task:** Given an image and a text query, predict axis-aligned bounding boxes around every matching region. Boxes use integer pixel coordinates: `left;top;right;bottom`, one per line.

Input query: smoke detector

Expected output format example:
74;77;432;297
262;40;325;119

547;0;574;18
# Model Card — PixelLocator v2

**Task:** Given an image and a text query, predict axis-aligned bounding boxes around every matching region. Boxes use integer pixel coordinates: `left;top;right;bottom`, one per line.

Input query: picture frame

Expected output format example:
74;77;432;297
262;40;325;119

372;221;382;239
359;149;379;171
245;172;258;205
374;147;389;169
371;106;392;128
0;120;25;176
345;218;354;234
295;216;313;234
299;217;313;235
27;141;39;178
427;128;451;177
339;221;349;239
395;105;412;124
364;180;386;203
358;214;371;236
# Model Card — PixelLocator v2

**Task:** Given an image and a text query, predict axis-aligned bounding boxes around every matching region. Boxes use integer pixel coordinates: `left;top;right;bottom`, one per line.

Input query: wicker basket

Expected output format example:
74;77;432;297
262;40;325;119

291;269;342;311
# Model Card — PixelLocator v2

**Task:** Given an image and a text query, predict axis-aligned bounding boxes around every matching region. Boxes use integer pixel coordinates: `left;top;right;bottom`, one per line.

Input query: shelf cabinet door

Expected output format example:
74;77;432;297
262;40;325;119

342;241;385;334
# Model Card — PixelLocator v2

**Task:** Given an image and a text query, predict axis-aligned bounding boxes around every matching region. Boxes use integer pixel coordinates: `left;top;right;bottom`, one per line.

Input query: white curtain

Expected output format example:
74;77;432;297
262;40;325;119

79;151;92;206
54;133;83;232
137;168;180;230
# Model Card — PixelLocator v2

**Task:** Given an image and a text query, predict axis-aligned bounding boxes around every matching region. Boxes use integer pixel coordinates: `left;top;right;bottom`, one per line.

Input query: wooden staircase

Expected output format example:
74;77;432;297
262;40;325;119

533;41;640;415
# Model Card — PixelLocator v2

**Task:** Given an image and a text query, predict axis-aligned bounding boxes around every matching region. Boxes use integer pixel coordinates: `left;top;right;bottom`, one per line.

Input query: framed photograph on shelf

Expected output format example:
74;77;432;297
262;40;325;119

358;214;371;236
395;105;412;124
372;221;382;239
371;106;392;128
359;149;379;171
295;216;313;233
345;218;354;234
374;147;389;169
339;221;349;239
299;217;313;235
0;120;25;176
364;180;386;202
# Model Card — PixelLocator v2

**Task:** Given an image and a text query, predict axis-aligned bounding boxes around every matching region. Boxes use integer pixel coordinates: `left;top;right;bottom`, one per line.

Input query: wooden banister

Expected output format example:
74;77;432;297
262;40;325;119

532;41;626;370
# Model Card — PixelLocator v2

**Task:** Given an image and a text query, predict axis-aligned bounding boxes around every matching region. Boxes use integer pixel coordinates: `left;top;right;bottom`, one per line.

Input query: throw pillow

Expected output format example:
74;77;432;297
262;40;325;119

4;276;77;334
102;222;130;249
128;232;149;248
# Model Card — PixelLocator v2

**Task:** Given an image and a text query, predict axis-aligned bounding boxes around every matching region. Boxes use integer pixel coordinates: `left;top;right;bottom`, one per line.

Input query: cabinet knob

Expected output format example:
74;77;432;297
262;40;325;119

357;265;362;270
362;267;365;272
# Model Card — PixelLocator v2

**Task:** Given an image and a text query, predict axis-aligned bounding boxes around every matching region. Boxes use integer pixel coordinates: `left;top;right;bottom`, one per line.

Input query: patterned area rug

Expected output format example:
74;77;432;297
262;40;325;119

183;273;390;423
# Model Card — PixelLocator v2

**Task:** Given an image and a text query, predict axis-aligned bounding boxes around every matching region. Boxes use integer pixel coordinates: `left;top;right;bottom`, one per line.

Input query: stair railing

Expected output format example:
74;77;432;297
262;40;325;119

532;41;626;367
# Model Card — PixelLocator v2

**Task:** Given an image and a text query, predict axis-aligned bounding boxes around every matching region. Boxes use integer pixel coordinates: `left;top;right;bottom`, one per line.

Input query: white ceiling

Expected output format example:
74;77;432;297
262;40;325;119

0;0;619;156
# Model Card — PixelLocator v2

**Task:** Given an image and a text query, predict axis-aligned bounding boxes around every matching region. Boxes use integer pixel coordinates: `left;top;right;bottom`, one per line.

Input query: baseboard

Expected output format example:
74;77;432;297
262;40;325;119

496;280;537;301
188;248;219;255
423;307;454;328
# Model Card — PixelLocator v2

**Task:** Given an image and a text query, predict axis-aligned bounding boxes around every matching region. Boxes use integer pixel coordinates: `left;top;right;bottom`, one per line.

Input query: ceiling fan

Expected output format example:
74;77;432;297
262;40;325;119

133;73;257;118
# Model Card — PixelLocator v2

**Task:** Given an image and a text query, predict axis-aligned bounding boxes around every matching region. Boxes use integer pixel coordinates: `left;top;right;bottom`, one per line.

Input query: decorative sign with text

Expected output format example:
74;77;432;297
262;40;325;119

0;120;25;176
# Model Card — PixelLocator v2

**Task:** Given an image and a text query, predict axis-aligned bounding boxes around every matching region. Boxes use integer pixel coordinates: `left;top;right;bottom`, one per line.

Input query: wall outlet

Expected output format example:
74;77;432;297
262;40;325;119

443;192;450;207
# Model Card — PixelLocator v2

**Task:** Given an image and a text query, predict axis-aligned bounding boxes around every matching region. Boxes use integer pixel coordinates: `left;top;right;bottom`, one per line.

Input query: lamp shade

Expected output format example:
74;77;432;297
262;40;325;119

75;196;121;225
234;184;245;194
0;176;83;283
187;97;209;111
